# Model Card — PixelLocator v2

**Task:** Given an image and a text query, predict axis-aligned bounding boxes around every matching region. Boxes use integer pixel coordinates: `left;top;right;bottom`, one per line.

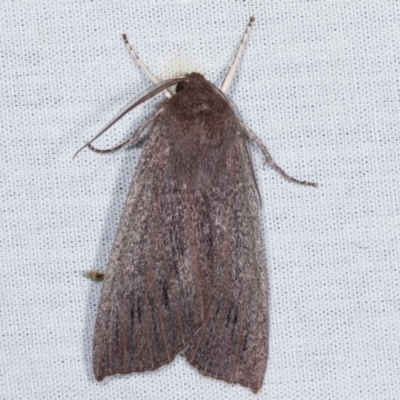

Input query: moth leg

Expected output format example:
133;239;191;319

122;34;172;99
240;122;318;187
220;17;255;93
87;109;161;154
85;270;104;281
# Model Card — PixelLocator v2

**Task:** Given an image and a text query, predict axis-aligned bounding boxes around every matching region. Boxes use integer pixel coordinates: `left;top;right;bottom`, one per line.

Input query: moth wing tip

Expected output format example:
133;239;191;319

250;386;261;394
94;372;105;382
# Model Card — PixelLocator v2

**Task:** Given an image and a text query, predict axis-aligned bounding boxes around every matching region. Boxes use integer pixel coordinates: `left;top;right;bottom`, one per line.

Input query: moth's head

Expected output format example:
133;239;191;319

168;72;232;120
173;72;207;94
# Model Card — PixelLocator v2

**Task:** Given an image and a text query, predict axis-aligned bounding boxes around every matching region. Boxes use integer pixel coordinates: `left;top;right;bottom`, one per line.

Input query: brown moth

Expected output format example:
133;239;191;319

76;17;317;393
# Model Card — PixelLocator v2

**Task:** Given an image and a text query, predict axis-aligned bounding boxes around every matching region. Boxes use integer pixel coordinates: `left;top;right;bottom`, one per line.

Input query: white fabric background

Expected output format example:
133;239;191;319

1;1;399;399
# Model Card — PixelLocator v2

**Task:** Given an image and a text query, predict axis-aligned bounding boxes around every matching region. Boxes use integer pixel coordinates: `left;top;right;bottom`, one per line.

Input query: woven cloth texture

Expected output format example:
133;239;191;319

1;1;399;399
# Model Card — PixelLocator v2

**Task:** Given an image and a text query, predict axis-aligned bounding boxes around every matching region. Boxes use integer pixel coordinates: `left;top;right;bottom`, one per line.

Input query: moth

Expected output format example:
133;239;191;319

76;17;317;393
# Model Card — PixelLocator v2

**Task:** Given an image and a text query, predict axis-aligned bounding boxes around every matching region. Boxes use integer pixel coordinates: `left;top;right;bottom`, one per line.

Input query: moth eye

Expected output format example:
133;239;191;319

175;81;188;93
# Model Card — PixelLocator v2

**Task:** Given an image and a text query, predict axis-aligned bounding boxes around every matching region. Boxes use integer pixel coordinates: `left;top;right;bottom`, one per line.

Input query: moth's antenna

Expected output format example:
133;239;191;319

122;34;172;99
220;16;255;93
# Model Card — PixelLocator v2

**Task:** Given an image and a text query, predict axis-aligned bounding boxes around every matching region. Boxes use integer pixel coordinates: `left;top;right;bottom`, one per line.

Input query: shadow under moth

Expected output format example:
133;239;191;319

76;17;317;393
